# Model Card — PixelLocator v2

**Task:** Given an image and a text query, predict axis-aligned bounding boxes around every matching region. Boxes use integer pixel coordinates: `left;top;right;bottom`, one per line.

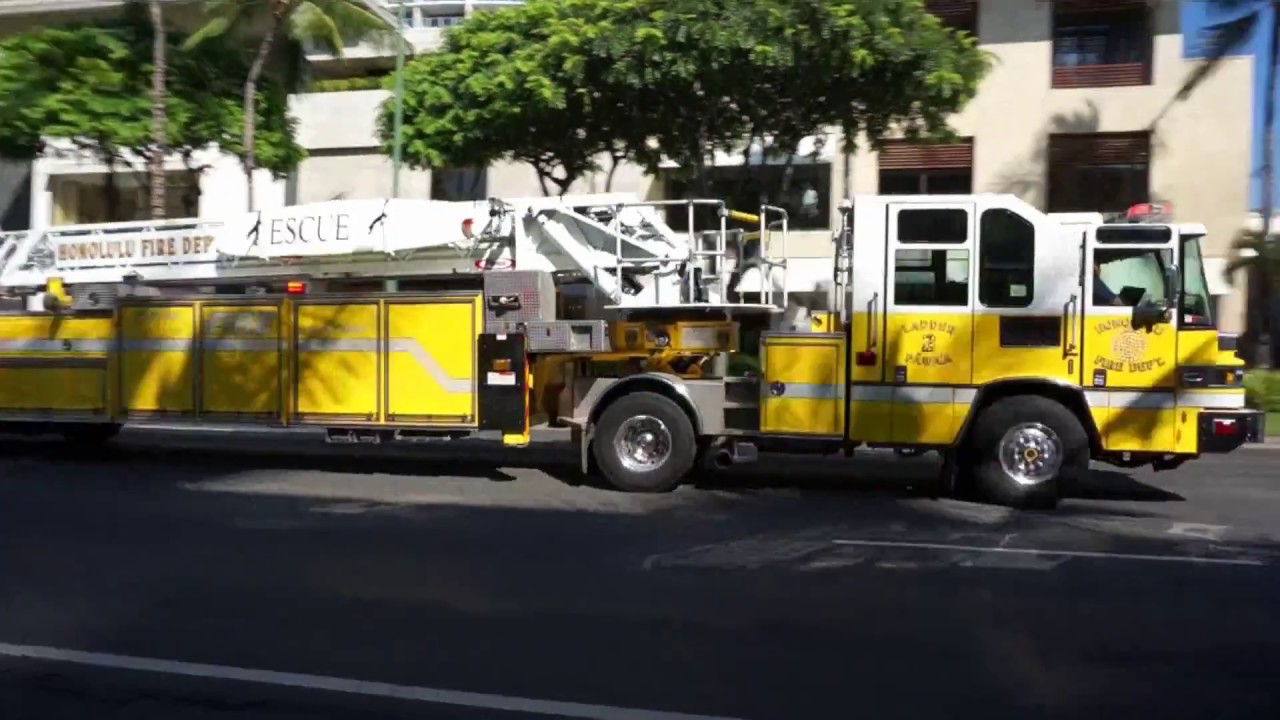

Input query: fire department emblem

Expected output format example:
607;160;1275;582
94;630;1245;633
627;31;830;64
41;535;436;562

1111;329;1146;363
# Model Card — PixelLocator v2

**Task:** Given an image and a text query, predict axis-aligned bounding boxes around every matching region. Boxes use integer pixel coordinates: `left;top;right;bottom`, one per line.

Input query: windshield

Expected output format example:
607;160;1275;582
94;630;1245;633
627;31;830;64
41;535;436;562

1180;233;1215;327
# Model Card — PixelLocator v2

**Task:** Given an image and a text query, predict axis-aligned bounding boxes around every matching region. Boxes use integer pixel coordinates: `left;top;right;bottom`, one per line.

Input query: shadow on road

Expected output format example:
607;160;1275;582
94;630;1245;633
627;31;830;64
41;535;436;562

0;432;1188;507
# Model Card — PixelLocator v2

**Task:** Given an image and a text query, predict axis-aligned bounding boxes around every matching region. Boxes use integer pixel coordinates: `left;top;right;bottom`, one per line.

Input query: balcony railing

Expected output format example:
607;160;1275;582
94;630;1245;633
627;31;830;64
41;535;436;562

1052;62;1149;89
304;0;525;59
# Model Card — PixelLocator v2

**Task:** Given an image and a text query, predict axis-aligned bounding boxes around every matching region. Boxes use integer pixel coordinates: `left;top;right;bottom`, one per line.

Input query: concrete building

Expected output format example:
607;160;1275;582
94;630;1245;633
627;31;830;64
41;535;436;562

0;0;1257;329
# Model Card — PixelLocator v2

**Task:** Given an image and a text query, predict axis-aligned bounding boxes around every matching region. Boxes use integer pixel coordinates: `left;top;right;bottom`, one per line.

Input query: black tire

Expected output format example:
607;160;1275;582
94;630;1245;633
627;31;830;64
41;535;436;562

591;391;697;493
61;423;122;446
969;395;1089;510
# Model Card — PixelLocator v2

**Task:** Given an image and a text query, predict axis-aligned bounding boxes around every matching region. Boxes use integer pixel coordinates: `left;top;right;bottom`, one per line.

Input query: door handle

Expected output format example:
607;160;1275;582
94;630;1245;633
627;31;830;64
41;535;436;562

1062;294;1079;358
866;291;879;350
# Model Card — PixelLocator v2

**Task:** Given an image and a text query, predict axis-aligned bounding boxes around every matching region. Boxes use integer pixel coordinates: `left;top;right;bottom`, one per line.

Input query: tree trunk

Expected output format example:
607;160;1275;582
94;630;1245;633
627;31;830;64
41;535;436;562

104;165;120;223
605;154;623;193
148;0;167;220
243;2;290;212
1256;7;1280;367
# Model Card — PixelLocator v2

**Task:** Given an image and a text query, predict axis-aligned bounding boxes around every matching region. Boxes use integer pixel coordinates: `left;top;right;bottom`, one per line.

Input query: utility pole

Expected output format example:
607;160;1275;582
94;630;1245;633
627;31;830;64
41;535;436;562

391;0;408;198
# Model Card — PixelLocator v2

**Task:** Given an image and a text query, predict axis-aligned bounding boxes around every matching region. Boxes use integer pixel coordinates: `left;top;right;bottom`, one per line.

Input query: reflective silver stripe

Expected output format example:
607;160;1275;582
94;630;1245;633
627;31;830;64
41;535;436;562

848;385;976;404
763;382;843;400
0;338;112;353
1176;391;1247;409
297;336;472;394
121;339;194;352
203;339;279;352
297;338;372;352
895;386;956;405
1084;390;1109;408
849;385;894;402
1085;391;1177;410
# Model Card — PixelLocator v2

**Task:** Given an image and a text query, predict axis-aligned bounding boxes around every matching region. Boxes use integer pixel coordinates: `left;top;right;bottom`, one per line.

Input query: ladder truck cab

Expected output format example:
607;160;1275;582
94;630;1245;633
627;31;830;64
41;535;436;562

0;193;1262;508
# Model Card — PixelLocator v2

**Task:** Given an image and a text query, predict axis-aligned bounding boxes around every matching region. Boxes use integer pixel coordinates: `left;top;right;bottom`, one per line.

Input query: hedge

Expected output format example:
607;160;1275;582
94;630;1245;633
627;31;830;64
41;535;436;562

1245;369;1280;414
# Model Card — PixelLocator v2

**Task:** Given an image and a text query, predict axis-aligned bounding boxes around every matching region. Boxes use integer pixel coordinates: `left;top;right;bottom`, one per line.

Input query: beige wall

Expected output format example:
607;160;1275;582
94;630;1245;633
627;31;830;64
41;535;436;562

293;149;429;204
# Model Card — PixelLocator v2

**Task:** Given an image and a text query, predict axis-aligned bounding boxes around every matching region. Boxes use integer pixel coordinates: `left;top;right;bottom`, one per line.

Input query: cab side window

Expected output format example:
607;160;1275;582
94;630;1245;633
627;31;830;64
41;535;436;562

894;209;970;307
978;209;1035;308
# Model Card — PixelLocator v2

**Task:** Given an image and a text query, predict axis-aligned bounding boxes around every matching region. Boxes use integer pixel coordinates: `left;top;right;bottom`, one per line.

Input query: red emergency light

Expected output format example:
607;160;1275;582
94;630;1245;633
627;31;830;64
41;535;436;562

285;280;307;295
1126;202;1174;223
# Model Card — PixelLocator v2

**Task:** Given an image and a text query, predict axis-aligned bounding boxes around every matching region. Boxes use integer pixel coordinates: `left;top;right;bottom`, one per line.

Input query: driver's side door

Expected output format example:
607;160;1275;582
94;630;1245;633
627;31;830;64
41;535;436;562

1082;225;1180;451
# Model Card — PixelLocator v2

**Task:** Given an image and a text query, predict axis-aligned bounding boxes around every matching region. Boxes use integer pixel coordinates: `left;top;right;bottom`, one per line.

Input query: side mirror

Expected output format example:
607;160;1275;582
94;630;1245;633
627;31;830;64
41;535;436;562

1133;300;1172;329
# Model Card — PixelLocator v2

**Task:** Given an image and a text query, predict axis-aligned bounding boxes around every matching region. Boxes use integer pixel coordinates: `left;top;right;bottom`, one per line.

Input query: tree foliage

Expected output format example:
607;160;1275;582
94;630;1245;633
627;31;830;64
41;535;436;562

186;0;397;209
0;2;304;219
380;0;989;195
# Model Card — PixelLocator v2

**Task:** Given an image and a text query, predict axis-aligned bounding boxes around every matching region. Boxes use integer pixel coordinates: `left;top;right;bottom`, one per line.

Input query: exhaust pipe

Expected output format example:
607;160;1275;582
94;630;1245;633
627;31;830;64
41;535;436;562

710;441;758;470
714;449;735;469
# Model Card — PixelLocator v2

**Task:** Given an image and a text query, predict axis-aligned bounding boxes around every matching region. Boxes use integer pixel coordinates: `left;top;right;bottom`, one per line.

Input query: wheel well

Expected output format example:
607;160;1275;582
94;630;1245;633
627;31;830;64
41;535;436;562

960;381;1101;454
587;376;702;436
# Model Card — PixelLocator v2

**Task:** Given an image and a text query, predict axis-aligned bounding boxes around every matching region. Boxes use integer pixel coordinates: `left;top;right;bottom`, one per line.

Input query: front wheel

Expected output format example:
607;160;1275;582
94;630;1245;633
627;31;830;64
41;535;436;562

591;391;697;493
970;396;1089;509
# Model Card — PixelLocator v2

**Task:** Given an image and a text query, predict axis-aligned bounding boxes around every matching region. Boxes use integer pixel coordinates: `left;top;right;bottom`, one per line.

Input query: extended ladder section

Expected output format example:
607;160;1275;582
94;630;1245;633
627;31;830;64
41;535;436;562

507;198;790;312
0;194;795;316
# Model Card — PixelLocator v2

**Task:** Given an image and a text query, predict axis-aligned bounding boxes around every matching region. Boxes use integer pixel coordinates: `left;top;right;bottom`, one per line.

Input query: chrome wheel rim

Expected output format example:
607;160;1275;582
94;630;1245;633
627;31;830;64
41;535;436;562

614;415;672;473
997;423;1062;486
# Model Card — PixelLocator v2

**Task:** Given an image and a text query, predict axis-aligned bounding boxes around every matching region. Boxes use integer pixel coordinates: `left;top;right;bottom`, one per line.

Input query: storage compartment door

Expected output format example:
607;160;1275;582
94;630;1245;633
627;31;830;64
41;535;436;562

120;304;196;416
294;301;380;422
385;297;480;426
200;303;283;419
760;333;844;436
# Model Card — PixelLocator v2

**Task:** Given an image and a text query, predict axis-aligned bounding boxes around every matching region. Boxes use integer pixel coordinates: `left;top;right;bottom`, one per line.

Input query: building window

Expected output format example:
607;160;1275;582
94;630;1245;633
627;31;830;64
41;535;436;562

1047;132;1150;214
878;139;973;195
1052;0;1151;88
927;0;978;36
978;208;1035;308
431;167;487;202
666;162;832;232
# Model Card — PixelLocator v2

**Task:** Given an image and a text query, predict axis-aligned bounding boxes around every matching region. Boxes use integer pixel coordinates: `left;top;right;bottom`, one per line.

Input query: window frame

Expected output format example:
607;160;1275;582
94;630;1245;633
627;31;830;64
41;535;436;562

1051;0;1152;89
978;207;1036;309
926;0;979;37
888;203;975;311
1047;132;1151;215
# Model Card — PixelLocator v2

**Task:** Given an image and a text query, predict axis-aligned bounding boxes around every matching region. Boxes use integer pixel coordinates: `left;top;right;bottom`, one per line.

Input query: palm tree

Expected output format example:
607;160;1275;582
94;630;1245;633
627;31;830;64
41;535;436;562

1173;1;1280;366
184;0;399;211
149;0;167;220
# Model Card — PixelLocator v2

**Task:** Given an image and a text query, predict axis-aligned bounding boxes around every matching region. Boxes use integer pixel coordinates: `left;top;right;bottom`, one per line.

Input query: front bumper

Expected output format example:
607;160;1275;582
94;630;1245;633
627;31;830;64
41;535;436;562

1198;410;1265;453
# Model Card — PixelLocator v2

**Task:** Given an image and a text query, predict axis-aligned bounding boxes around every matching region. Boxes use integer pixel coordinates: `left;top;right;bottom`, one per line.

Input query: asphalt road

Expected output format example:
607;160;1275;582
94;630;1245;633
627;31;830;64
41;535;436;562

1;429;1278;719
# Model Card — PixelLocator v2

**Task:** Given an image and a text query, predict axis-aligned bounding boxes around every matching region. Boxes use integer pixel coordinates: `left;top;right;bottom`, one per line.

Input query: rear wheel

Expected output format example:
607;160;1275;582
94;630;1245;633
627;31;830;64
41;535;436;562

592;391;696;493
970;395;1088;509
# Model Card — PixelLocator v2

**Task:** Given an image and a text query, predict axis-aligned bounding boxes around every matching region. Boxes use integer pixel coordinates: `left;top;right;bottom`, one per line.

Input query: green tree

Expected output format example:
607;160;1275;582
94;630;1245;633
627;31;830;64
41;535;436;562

0;8;304;222
185;0;397;210
1173;1;1279;366
380;0;988;197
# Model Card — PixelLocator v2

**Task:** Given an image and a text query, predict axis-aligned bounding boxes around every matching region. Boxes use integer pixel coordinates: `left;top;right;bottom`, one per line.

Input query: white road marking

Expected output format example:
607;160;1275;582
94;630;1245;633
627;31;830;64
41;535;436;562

1166;523;1230;542
0;642;746;720
830;539;1266;566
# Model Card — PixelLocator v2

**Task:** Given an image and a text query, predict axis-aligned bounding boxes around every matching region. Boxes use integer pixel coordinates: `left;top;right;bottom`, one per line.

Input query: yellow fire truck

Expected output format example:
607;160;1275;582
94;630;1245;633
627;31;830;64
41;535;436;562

0;194;1262;508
